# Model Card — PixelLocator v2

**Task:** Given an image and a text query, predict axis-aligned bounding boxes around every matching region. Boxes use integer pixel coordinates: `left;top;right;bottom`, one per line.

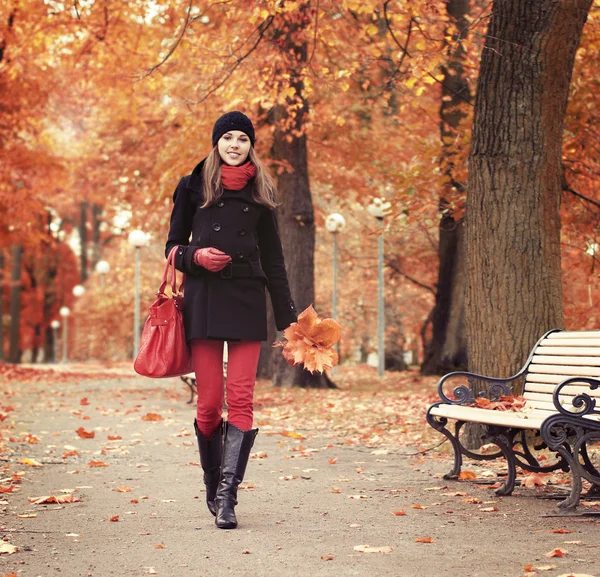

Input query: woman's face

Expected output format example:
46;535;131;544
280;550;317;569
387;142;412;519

218;131;251;166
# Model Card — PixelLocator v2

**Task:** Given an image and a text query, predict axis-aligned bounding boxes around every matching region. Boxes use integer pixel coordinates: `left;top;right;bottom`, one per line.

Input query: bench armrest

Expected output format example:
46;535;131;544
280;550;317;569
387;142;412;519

552;377;600;417
436;370;522;405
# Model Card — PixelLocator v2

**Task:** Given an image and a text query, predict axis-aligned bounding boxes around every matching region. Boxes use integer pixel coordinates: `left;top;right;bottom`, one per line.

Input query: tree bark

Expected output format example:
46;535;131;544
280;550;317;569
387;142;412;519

8;245;23;364
267;4;335;388
421;0;470;375
0;251;4;361
466;0;592;380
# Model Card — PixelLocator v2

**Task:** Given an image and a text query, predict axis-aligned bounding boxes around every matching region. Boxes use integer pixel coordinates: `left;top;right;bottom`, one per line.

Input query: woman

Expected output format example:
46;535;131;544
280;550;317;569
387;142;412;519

165;111;297;529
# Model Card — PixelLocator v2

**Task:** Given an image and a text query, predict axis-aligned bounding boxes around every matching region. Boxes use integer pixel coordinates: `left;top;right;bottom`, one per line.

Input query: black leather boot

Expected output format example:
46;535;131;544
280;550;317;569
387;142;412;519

215;422;258;529
194;420;223;516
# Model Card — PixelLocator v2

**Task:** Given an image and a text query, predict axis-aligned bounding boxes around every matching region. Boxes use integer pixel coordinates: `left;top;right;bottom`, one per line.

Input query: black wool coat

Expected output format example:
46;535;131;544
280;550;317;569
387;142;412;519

165;159;297;342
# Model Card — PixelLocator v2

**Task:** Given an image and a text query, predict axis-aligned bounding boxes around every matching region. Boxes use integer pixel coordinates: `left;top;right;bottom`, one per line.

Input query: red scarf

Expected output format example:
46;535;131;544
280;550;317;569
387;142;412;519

221;162;257;191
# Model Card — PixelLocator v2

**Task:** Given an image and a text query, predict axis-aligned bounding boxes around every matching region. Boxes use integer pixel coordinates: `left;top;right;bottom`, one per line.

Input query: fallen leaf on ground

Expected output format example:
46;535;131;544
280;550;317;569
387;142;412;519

411;504;428;509
521;473;550;488
458;470;477;480
142;413;163;421
75;427;95;439
392;510;406;516
0;485;16;493
29;494;81;505
88;461;108;467
17;513;37;518
545;548;567;558
480;507;499;512
349;495;368;499
21;458;43;467
353;545;393;553
280;430;305;440
80;398;89;405
328;458;337;465
552;529;572;534
115;486;132;492
0;543;18;554
107;435;122;441
321;554;334;561
154;544;166;549
109;515;119;522
415;537;435;543
62;451;78;458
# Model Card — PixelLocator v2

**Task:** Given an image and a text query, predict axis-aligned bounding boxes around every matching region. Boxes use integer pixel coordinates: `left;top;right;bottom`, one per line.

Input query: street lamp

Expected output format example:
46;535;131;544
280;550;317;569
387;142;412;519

128;229;149;358
50;320;60;363
326;213;346;371
72;284;86;298
367;198;392;377
59;306;70;363
95;260;110;288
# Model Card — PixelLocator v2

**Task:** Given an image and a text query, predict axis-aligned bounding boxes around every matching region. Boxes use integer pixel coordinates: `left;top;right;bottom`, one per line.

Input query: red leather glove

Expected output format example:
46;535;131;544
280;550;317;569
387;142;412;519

193;247;231;272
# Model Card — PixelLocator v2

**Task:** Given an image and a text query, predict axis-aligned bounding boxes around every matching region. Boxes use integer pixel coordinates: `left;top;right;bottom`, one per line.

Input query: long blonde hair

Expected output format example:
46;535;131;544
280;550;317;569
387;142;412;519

201;147;279;209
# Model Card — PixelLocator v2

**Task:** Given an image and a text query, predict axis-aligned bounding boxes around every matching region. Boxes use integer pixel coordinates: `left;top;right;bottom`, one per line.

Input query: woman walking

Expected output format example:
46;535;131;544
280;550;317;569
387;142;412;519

165;111;297;529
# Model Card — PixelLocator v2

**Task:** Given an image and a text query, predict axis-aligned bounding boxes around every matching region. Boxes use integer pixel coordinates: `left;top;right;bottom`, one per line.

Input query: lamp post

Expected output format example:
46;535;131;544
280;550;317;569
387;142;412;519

367;198;392;377
95;260;110;288
59;306;70;362
50;320;60;363
128;229;148;358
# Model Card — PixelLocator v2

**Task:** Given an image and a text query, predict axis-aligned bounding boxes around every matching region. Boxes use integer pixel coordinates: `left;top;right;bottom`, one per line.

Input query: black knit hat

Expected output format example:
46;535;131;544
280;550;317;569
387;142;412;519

211;111;255;147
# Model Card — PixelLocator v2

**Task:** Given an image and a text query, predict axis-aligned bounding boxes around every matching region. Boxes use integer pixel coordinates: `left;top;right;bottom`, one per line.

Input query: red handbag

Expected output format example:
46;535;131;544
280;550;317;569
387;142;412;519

134;246;193;378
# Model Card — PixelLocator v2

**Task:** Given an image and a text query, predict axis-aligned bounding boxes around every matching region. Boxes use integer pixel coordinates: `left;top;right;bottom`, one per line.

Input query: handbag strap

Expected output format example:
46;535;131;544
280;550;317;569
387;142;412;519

158;246;186;295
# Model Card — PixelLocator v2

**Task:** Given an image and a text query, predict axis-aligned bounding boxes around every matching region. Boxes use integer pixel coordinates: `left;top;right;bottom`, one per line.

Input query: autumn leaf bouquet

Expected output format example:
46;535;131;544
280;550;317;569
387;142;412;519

274;305;341;374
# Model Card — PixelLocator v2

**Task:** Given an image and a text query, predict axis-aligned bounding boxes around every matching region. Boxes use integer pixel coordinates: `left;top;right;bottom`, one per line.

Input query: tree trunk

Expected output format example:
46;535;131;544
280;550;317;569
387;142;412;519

267;4;335;388
8;245;23;363
0;251;4;361
421;0;470;375
79;200;88;282
466;0;592;380
91;203;102;269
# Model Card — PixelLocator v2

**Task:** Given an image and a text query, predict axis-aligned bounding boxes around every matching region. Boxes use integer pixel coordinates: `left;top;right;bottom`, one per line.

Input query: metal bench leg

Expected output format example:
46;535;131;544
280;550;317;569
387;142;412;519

555;446;582;511
485;428;517;496
426;410;462;479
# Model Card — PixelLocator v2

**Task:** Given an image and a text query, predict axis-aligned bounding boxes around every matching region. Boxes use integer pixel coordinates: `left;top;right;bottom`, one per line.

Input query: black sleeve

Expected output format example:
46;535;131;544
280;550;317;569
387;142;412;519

165;177;200;274
257;208;297;330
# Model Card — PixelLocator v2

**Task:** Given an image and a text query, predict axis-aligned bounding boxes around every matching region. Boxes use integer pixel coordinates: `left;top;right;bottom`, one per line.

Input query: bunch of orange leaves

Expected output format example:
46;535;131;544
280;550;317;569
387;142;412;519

274;305;341;374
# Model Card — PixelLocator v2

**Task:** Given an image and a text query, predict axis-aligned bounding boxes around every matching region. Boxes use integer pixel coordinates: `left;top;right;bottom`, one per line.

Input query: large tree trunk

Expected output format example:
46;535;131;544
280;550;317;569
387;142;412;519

421;0;470;375
466;0;592;380
0;251;4;361
8;245;23;363
267;3;334;388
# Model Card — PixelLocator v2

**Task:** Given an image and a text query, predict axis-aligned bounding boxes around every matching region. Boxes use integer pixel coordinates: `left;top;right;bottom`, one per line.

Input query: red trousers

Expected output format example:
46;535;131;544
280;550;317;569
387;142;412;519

191;339;261;437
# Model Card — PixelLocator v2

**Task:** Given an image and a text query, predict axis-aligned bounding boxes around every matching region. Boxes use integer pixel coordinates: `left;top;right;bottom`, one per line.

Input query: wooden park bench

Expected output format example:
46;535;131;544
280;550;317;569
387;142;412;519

426;330;600;511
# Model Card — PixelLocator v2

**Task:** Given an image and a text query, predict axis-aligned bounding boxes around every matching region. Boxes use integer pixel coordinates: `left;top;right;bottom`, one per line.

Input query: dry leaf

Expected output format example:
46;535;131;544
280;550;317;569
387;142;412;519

142;413;163;421
109;515;119;522
154;544;166;549
321;554;334;561
545;548;567;558
411;504;428;509
0;485;16;493
392;510;406;516
75;427;95;439
29;494;81;505
480;507;499;512
17;513;37;518
274;305;341;373
21;458;43;467
552;528;572;534
415;537;435;543
328;458;337;465
80;398;90;405
280;430;305;440
521;473;550;488
115;486;132;492
62;451;78;458
353;545;393;553
0;543;18;555
107;435;122;441
88;461;108;467
458;470;477;480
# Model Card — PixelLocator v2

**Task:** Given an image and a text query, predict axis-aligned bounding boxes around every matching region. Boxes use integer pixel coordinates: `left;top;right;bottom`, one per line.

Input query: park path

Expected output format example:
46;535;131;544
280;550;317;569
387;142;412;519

1;368;600;577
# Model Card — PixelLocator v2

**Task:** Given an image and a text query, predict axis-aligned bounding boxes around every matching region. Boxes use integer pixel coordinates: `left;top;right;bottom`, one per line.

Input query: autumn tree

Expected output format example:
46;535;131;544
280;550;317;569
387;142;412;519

466;0;593;379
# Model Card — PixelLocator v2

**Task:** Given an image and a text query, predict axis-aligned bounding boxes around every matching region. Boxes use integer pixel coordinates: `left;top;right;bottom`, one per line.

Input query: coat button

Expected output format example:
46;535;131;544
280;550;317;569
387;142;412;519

288;301;296;311
217;201;225;208
242;205;249;213
238;228;246;236
236;251;244;260
213;223;221;231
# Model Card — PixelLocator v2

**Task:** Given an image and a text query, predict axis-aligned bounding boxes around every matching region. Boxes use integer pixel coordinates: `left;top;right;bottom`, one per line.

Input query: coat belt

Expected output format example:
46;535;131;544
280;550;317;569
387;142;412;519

220;262;256;279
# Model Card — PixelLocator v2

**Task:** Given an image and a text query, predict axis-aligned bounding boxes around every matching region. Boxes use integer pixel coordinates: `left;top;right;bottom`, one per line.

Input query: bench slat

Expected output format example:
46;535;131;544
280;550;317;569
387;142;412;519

525;382;600;397
529;364;600;377
525;373;600;385
546;332;600;339
532;355;600;366
523;393;587;412
535;346;600;356
539;338;600;347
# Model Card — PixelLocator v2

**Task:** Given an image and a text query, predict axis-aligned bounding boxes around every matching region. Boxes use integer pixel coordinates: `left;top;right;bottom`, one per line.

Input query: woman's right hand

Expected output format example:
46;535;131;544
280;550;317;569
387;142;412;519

193;247;232;272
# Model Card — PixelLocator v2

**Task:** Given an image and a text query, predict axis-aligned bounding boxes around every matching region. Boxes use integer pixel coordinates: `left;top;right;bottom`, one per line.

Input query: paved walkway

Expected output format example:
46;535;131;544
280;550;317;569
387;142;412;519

2;373;600;576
